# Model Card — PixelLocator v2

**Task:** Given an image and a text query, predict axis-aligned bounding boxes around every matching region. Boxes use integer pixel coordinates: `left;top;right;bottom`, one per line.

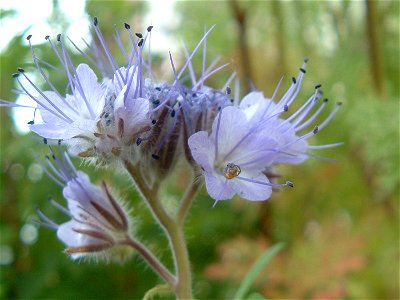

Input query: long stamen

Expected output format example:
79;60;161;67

282;90;321;130
48;197;73;217
59;37;97;119
182;43;197;86
177;25;215;81
278;126;319;151
93;17;124;88
18;69;74;122
27;36;80;115
273;59;308;113
317;102;342;131
192;63;230;90
236;176;294;188
308;142;344;150
113;25;129;61
14;75;71;123
295;98;328;132
67;36;99;68
36;208;59;229
222;71;236;93
214;108;223;161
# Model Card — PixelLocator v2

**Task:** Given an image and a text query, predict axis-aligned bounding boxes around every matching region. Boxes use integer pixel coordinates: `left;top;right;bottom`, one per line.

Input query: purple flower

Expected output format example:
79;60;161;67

38;150;132;260
28;63;106;140
188;62;341;203
189;106;276;201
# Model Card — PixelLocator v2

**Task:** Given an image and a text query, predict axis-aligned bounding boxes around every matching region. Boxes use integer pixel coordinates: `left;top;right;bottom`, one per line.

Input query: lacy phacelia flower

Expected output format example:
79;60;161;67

4;18;232;174
189;62;342;203
6;19;154;166
38;150;133;260
24;63;106;139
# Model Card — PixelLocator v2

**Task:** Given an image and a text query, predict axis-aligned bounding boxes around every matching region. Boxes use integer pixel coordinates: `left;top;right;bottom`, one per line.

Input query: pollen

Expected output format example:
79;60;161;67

224;163;241;179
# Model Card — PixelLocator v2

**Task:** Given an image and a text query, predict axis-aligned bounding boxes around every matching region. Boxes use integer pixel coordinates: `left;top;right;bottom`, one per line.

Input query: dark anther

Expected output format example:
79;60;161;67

230;98;234;103
217;106;221;111
323;98;329;103
170;109;176;118
315;84;322;89
304;57;309;63
300;68;306;74
138;39;144;47
136;137;142;146
58;139;62;145
313;126;319;134
147;25;153;32
52;154;56;160
226;86;231;95
104;113;109;118
17;68;25;73
155;87;161;91
152;120;157;125
135;33;143;38
43;138;48;144
337;102;343;106
12;73;19;78
192;92;197;97
45;35;50;40
45;155;50;160
151;154;160;160
283;104;289;112
57;34;61;42
287;181;294;187
26;35;32;40
27;120;34;125
124;23;130;30
93;17;98;26
153;100;160;105
292;77;297;84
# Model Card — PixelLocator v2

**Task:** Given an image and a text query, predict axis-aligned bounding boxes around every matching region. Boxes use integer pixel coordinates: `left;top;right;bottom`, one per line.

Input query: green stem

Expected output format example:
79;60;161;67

124;161;193;299
176;180;200;225
122;237;176;285
167;222;193;299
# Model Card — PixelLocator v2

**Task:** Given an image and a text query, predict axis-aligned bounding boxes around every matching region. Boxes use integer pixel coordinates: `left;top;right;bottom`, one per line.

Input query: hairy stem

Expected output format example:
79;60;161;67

176;180;200;225
122;237;176;285
124;161;193;299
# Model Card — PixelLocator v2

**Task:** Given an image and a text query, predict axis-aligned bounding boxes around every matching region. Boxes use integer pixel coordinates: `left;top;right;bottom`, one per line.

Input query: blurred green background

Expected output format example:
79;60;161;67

0;0;399;299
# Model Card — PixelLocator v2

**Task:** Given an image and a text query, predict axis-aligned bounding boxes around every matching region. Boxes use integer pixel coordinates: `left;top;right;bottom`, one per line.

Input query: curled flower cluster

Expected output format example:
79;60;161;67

37;146;133;260
5;17;341;206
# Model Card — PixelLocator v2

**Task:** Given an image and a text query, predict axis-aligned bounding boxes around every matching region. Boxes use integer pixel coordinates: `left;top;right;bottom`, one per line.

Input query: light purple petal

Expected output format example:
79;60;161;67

240;91;276;121
74;64;105;117
229;170;272;201
63;172;119;224
36;91;76;124
114;66;138;97
29;123;69;139
204;171;235;200
114;85;150;133
56;220;103;259
210;106;250;160
188;131;215;172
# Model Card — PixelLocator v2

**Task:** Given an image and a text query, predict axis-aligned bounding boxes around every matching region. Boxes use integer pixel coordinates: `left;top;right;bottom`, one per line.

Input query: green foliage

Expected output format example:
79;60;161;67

234;243;284;300
1;1;399;299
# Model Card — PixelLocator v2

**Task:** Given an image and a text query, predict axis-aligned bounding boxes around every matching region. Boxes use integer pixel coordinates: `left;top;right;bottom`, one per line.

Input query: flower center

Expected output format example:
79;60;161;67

224;163;241;179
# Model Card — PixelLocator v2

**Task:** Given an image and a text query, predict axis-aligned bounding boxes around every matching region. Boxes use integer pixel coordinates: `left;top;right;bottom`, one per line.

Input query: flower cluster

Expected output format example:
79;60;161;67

5;17;341;205
37;146;133;260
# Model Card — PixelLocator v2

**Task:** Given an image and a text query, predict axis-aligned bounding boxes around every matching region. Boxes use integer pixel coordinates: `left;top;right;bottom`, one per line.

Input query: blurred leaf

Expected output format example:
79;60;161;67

234;243;284;300
246;292;266;300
